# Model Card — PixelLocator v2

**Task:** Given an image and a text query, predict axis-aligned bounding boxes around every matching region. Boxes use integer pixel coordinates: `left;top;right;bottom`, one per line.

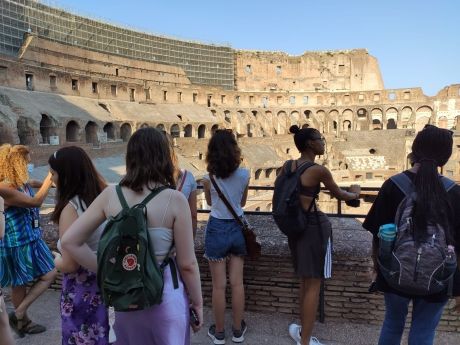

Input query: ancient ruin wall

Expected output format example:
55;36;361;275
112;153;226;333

235;49;384;92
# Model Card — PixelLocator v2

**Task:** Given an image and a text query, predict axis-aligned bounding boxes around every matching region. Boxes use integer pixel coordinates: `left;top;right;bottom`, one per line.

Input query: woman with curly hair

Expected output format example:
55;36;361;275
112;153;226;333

0;144;56;337
0;195;15;345
49;146;109;345
202;129;250;344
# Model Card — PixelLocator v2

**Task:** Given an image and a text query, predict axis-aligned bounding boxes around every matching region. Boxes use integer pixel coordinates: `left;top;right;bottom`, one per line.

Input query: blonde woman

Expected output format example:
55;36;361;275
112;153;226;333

0;144;56;337
0;195;15;345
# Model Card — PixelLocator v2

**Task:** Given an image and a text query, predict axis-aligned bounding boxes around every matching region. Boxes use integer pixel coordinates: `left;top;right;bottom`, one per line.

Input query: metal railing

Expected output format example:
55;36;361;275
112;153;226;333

197;185;380;218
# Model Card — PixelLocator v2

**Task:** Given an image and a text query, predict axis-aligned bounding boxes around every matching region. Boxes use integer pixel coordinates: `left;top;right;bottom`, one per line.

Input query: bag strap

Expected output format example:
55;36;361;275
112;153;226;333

115;184;169;210
390;173;414;196
391;173;457;196
209;175;245;228
177;170;188;192
440;176;456;192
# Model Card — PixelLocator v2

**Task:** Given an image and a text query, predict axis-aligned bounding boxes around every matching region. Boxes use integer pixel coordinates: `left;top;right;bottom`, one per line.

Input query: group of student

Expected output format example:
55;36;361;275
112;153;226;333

0;124;459;345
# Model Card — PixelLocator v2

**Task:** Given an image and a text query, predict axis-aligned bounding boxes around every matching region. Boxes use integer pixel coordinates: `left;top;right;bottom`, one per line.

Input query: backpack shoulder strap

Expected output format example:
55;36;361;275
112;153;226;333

116;184;130;210
296;161;316;176
283;160;294;176
390;173;414;196
440;176;456;192
140;186;169;206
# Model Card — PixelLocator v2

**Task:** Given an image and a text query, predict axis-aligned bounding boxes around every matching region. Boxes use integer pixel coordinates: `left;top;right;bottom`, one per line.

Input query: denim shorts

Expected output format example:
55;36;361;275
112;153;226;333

204;216;247;261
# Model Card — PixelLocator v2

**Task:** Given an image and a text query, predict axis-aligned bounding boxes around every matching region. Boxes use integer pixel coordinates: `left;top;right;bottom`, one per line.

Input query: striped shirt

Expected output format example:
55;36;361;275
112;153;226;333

0;184;42;248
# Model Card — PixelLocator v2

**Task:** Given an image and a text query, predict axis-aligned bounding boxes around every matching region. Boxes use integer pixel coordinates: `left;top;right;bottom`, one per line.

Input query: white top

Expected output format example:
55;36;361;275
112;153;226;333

177;169;197;200
204;168;250;219
57;196;106;254
147;191;174;262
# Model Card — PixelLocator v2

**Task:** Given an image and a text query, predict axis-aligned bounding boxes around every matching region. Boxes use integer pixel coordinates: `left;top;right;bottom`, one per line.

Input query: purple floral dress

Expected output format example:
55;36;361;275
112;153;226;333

60;266;109;345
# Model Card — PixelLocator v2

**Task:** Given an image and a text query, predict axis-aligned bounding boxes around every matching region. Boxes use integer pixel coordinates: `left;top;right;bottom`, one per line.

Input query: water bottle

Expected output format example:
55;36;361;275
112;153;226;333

445;245;457;276
378;224;397;267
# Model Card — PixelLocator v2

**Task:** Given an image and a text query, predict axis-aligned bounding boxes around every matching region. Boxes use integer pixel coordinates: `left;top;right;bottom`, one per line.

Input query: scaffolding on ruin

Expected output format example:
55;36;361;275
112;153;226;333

0;0;235;89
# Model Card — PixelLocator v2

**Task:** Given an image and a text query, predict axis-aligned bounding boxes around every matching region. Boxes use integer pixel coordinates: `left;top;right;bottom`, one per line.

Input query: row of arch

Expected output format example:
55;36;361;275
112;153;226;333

7;106;459;146
38;115;222;145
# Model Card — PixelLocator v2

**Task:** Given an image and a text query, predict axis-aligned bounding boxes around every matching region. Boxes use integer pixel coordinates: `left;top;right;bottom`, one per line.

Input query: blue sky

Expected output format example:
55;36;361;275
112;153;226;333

52;0;459;96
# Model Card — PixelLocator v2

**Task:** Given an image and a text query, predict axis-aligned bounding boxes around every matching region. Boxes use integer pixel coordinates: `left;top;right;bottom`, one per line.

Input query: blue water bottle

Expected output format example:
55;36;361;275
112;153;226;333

378;224;397;267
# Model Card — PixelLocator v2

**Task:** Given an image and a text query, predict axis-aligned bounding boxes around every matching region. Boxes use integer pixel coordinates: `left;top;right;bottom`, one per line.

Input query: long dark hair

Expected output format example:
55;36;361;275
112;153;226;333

49;146;106;223
206;129;241;179
120;127;175;192
289;125;320;152
411;125;454;243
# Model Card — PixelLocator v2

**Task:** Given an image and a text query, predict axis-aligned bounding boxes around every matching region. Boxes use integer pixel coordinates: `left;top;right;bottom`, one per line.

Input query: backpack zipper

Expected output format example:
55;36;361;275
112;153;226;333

414;247;422;281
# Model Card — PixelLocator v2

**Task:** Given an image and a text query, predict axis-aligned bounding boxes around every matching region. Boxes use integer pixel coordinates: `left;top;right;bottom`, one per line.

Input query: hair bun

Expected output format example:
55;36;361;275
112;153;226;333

289;125;300;134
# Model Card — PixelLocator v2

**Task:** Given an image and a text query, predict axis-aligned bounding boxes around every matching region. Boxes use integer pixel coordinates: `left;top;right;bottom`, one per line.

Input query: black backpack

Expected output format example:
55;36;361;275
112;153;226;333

97;185;178;311
272;160;316;238
379;173;458;296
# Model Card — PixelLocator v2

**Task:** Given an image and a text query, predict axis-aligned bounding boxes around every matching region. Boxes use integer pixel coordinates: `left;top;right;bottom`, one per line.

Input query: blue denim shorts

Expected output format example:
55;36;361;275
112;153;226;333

204;216;247;261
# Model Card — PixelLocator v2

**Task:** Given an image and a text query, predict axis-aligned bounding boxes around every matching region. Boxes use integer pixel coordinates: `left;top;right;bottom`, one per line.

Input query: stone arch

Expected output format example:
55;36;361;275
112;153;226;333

66;120;80;142
304;110;312;119
247;123;256;137
17;116;36;145
39;114;57;144
416;106;433;119
290;111;300;125
356;108;369;131
103;122;116;140
170;124;180;138
139;123;149;129
437;116;448;129
120;123;132;142
302;123;310;129
276;168;282;176
156;123;165;131
339;161;349;170
277;110;288;134
401;107;413;128
454;116;460;130
198;124;206;139
184;124;193;137
342;109;353;131
385;107;398;129
252;110;258;117
85;121;99;144
387;119;397;129
342;120;352;131
265;168;275;179
224;110;231;123
266;203;272;211
357;108;368;119
211;124;219;135
371;109;383;130
414;116;430;132
255;169;263;180
315;110;326;133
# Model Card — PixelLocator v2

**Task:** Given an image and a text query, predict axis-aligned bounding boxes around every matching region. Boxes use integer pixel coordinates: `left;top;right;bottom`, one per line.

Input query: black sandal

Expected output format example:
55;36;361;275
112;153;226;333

22;317;47;334
8;312;26;338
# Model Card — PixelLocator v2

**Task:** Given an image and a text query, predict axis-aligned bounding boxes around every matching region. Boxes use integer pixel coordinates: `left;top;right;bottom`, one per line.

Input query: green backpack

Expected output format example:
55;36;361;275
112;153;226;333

97;184;177;311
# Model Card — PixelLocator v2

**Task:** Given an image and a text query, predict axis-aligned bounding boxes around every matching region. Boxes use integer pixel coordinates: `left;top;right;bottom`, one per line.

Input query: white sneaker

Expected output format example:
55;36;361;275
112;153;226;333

288;323;301;343
288;325;324;345
309;337;324;345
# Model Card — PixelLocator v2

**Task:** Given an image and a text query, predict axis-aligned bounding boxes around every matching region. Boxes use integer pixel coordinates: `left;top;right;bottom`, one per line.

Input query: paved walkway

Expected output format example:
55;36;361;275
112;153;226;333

5;290;460;345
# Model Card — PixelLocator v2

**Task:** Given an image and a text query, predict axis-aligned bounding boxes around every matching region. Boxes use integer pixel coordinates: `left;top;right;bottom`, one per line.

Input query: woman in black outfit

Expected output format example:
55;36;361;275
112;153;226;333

286;125;360;345
363;125;460;345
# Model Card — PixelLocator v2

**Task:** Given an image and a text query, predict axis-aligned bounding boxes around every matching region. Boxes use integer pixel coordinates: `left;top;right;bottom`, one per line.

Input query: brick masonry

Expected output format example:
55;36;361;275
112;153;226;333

39;213;460;332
